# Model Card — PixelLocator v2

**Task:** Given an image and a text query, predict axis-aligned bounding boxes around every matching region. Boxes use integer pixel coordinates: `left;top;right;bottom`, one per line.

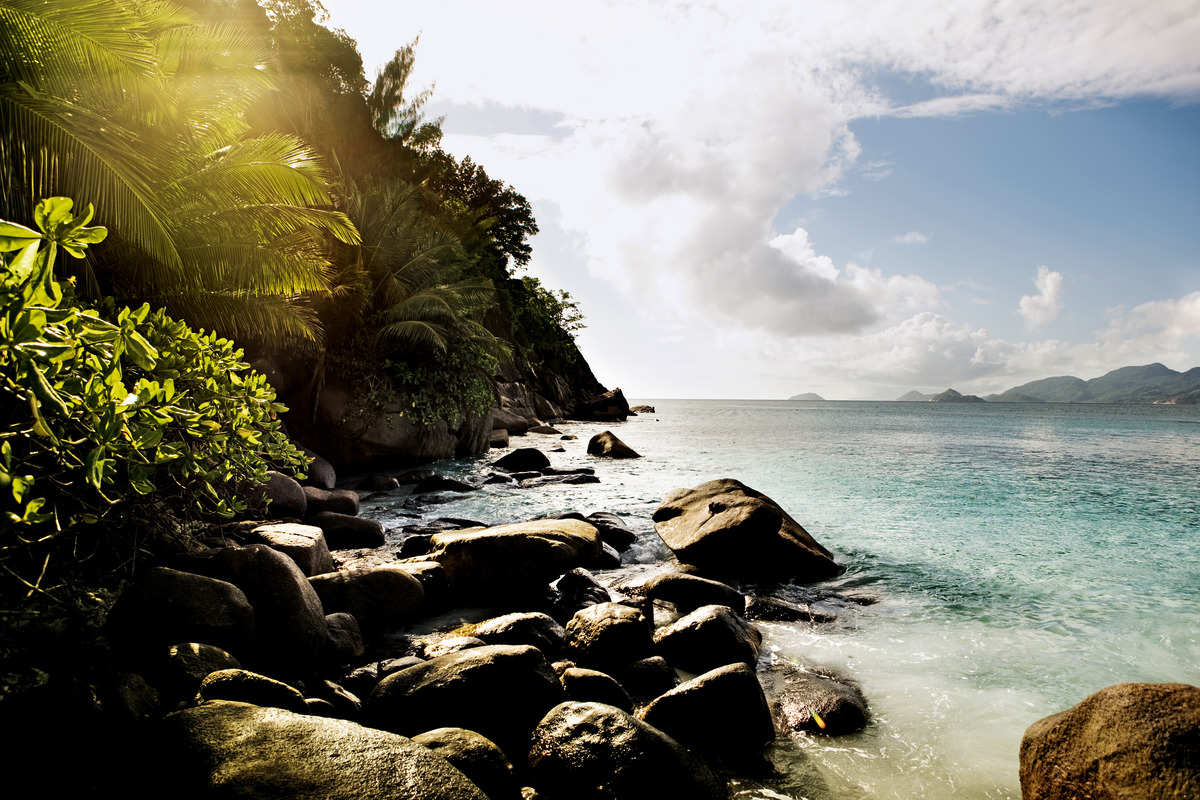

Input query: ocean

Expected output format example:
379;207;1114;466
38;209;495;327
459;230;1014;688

360;400;1200;799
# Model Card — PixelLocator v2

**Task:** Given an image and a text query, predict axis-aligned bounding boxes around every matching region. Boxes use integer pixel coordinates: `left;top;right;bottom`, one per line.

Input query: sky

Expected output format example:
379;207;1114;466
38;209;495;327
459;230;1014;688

319;0;1200;400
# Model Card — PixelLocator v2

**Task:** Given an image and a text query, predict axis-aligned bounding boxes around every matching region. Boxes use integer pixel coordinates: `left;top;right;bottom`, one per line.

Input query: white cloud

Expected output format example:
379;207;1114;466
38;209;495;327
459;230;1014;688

1018;266;1065;329
893;231;930;245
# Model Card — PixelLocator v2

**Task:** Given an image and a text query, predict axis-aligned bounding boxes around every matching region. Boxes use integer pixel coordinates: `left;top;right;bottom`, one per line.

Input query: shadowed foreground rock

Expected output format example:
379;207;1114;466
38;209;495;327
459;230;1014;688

1019;682;1200;800
152;700;488;799
760;660;869;736
652;478;840;582
528;701;727;800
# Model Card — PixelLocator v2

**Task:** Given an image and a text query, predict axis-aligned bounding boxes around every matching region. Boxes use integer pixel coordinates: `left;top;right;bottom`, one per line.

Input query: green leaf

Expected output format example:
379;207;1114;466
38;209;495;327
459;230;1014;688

0;220;42;252
6;240;41;282
122;328;159;369
85;446;107;489
29;362;70;418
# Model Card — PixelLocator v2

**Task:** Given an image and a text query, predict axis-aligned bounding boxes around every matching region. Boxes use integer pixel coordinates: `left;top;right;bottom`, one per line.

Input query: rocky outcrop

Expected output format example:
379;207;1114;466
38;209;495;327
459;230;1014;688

153;701;490;799
570;387;632;422
1019;682;1200;799
528;701;727;800
652;478;841;582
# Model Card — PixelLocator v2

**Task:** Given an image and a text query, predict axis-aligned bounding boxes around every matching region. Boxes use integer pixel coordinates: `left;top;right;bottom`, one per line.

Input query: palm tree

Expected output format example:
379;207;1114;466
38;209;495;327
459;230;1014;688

0;0;358;343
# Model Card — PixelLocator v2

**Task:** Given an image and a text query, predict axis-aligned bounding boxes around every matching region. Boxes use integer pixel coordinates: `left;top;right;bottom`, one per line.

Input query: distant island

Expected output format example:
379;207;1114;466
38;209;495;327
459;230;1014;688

897;363;1200;404
789;392;826;401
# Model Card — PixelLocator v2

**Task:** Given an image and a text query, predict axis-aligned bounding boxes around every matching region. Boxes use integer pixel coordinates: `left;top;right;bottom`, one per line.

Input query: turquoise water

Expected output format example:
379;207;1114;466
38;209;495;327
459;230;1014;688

362;400;1200;798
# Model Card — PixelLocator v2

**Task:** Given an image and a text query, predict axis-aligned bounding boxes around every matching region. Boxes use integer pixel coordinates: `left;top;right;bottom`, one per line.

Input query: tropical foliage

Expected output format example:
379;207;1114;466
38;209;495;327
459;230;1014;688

0;198;306;602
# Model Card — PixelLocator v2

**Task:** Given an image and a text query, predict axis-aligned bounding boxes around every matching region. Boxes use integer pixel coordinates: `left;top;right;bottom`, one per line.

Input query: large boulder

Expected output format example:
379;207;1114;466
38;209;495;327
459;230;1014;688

585;511;637;552
308;566;425;635
298;446;337;490
559;667;633;713
565;602;655;671
455;612;567;660
491;447;551;473
644;572;743;615
305;512;385;549
107;567;255;659
652;478;840;582
150;643;244;708
260;470;306;519
194;668;309;713
303;487;360;516
640;663;774;755
528;701;726;800
152;701;489;799
363;644;566;761
410;519;602;602
251;523;334;577
173;544;329;677
586;431;641;459
1019;682;1200;799
570;387;632;422
411;728;521;800
652;605;762;674
552;568;613;622
759;661;869;736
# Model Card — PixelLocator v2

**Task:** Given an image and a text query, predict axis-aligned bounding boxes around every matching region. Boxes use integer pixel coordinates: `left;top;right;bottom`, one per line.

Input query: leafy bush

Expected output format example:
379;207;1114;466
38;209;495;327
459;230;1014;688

385;340;498;427
0;199;306;603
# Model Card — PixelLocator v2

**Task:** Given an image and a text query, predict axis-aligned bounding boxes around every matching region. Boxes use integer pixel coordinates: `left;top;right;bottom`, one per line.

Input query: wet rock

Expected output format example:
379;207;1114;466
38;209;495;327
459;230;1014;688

759;661;869;736
413;476;479;494
528;701;725;800
423;636;488;659
565;602;655;671
641;663;774;754
552;568;613;622
519;474;601;488
744;595;837;623
653;604;762;674
1019;682;1200;800
154;701;489;799
364;644;565;761
529;425;562;435
397;469;437;484
587;430;641;458
652;478;840;582
323;612;365;665
585;511;637;552
630;405;655;414
359;473;400;492
612;656;679;705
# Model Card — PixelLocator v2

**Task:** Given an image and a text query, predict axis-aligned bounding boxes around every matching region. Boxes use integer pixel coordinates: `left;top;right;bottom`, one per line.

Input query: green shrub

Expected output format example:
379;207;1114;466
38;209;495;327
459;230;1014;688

0;199;306;603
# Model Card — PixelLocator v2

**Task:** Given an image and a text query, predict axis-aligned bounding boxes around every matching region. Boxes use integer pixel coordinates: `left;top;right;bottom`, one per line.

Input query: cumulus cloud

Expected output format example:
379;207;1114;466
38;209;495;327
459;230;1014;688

893;231;930;245
1018;266;1065;329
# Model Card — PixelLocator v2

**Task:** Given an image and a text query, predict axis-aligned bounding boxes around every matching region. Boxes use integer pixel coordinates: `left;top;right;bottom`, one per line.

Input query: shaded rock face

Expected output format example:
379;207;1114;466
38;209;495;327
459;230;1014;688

303;486;360;516
153;701;489;800
528;701;727;800
261;470;306;519
412;519;602;602
175;545;329;677
586;430;641;459
653;604;762;674
641;663;775;755
364;644;566;761
107;567;255;658
308;567;425;636
305;512;385;550
559;667;634;713
652;478;840;582
194;668;308;713
552;568;613;622
152;643;243;708
760;661;869;736
1019;682;1200;800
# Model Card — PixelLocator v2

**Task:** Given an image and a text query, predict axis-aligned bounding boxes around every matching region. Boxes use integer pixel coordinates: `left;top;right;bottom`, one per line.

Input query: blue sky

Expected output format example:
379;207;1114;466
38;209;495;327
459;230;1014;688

320;0;1200;399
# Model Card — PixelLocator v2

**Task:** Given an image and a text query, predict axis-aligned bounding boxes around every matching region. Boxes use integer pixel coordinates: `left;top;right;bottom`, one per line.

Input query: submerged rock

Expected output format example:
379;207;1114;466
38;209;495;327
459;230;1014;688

759;660;869;736
652;478;840;582
1019;682;1200;800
